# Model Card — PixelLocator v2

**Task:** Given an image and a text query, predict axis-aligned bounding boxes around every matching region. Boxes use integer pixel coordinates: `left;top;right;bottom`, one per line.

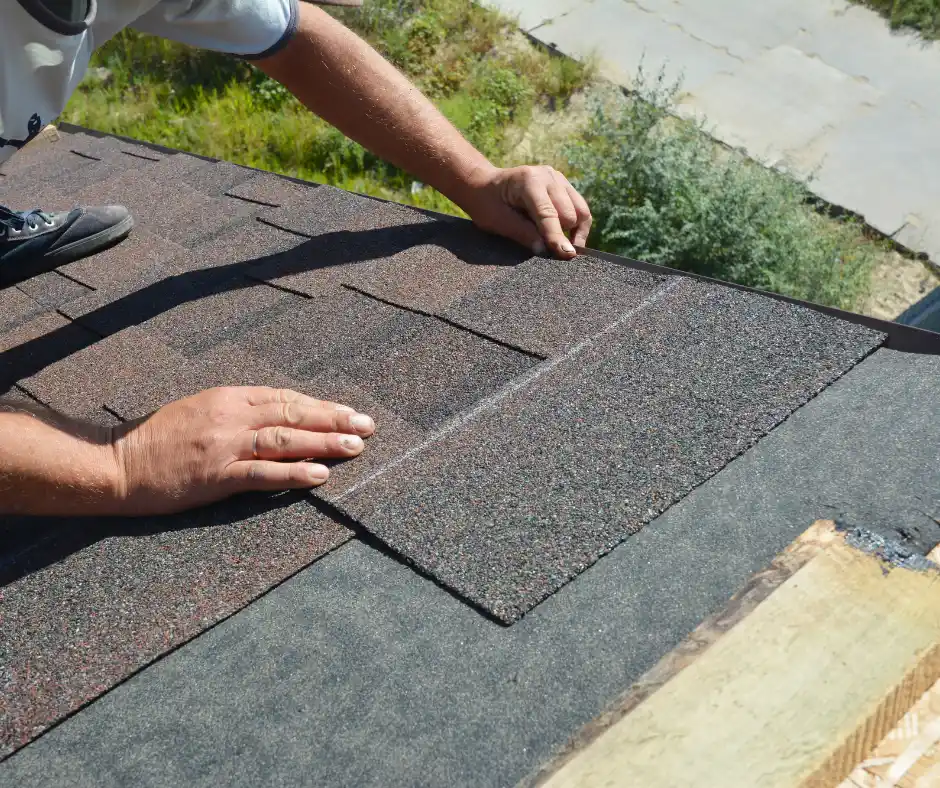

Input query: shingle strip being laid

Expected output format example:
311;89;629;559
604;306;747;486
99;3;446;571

335;278;885;623
441;255;670;357
316;309;541;430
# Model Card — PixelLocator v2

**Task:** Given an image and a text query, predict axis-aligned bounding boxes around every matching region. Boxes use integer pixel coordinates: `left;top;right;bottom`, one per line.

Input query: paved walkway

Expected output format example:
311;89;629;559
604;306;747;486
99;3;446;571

490;0;940;264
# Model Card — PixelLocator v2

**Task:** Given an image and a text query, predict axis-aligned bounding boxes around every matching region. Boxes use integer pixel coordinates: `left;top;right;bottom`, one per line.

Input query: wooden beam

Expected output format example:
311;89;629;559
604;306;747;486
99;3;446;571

529;521;940;788
838;676;940;787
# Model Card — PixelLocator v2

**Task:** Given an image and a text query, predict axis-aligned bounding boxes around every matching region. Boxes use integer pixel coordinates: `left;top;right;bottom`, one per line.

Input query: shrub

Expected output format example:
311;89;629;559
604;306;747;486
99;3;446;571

852;0;940;39
566;70;876;309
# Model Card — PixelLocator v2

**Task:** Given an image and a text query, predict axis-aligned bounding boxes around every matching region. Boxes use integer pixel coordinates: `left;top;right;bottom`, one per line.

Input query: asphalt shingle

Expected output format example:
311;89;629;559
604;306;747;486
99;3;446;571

15;272;93;309
19;327;185;422
320;310;540;429
442;255;670;356
336;278;884;622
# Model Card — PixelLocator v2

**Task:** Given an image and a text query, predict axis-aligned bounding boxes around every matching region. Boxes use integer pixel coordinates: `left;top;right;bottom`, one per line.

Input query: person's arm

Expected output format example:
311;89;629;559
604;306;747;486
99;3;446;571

256;4;592;259
0;387;375;517
0;400;122;515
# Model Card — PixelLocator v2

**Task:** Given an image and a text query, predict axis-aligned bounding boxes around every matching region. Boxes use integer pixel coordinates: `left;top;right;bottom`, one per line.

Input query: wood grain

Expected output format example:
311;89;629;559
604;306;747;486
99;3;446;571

529;521;940;788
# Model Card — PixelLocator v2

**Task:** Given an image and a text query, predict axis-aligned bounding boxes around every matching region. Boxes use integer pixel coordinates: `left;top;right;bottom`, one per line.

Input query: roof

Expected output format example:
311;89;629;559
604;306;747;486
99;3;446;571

1;127;940;786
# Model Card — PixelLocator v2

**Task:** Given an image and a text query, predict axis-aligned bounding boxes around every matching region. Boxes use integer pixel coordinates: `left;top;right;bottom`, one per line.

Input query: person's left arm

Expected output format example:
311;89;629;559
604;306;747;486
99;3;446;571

132;0;591;258
255;3;592;259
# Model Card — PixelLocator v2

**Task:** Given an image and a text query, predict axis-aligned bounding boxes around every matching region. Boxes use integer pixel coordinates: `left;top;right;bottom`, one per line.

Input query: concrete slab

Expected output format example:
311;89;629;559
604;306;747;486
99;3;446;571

639;0;815;62
481;0;583;32
810;95;940;249
680;45;883;171
487;0;940;264
794;4;940;98
533;0;738;92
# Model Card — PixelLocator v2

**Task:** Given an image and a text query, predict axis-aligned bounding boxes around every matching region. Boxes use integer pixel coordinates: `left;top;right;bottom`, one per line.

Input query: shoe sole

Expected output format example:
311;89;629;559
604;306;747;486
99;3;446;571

44;214;136;268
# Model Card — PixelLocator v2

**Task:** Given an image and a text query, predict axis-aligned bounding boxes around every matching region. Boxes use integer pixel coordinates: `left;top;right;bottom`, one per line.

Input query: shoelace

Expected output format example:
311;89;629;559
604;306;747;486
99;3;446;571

0;204;53;233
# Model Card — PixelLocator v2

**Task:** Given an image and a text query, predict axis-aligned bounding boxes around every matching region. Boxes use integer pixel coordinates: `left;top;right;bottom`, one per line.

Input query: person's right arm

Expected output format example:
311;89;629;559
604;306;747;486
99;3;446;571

0;387;375;517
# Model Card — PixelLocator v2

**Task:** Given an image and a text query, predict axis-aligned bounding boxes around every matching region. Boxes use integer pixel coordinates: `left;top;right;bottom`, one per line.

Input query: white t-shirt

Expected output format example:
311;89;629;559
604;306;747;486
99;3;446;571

1;0;298;165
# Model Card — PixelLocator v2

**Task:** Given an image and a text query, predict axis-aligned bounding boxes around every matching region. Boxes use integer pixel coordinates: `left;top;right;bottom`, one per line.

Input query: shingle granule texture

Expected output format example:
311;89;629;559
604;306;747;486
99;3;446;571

105;340;302;421
442;256;669;356
15;272;93;308
346;240;507;313
143;276;291;356
225;172;319;208
301;368;427;501
180;160;254;198
246;223;438;297
0;287;46;336
56;229;186;290
172;218;308;275
319;310;540;429
0;311;98;392
18;328;185;422
239;287;402;378
336;279;885;623
0;494;352;760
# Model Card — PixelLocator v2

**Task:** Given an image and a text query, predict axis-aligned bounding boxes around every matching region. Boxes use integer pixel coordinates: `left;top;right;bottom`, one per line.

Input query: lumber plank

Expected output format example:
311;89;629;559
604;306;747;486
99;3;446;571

838;676;940;787
534;521;940;788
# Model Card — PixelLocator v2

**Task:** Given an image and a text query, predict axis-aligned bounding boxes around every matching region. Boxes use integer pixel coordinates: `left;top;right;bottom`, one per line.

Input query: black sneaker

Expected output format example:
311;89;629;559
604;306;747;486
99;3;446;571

0;204;134;286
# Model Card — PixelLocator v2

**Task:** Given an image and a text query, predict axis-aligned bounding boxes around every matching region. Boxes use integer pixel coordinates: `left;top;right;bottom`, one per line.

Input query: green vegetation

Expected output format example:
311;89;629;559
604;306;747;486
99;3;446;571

64;0;592;214
852;0;940;38
569;72;877;309
62;1;882;309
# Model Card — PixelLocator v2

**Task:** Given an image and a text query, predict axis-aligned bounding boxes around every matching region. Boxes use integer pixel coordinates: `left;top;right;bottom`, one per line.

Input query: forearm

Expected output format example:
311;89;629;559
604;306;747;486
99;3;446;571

258;4;495;207
0;401;121;516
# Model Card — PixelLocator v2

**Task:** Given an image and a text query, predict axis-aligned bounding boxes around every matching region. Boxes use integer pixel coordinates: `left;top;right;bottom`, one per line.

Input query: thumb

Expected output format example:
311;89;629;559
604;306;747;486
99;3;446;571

475;206;547;256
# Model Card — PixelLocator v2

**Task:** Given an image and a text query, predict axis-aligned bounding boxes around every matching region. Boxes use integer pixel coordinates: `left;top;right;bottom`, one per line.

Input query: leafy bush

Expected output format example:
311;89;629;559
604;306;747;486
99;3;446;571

566;70;876;308
852;0;940;38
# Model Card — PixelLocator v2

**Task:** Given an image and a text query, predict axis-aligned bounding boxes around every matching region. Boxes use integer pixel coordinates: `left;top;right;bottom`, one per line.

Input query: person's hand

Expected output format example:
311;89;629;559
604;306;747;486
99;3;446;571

458;164;593;260
109;386;375;515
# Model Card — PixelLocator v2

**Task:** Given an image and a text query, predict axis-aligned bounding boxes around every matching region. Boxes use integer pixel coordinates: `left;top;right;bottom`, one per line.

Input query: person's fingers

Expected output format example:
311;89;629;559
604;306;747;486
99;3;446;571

252;401;376;437
247;426;365;461
549;170;580;232
555;172;593;248
225;460;331;491
476;206;546;256
242;386;355;412
513;171;576;259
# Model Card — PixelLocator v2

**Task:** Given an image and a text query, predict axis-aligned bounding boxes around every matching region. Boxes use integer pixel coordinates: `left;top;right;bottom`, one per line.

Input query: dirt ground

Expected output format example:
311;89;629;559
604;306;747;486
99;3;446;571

863;250;940;321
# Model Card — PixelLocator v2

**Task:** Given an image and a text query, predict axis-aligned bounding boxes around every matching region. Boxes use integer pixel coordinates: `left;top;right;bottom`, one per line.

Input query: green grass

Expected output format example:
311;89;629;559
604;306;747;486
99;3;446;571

63;0;592;215
62;3;881;309
851;0;940;38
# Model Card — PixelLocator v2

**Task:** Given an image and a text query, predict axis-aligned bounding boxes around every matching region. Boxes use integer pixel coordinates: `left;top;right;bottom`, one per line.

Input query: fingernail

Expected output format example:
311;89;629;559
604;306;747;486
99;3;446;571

350;413;374;433
532;240;546;256
340;434;363;451
561;240;576;254
307;463;330;482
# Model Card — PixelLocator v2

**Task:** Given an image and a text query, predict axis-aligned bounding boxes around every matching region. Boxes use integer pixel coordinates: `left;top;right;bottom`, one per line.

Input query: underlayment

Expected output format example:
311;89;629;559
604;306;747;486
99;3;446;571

2;348;936;788
337;278;883;622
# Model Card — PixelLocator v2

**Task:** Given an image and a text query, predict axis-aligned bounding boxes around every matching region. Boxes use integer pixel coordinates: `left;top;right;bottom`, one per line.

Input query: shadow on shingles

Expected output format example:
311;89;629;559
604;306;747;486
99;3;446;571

0;219;530;585
0;489;312;589
0;219;525;390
